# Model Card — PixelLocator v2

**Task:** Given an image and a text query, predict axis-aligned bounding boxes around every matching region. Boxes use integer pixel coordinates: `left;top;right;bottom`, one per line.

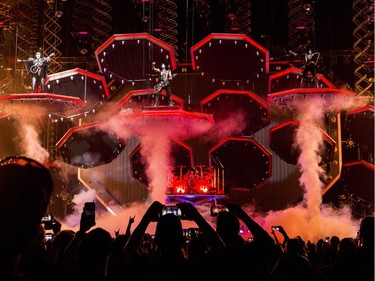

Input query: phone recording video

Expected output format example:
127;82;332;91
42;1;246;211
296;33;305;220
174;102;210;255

41;214;52;222
83;202;96;225
45;233;54;242
41;213;54;230
161;205;182;218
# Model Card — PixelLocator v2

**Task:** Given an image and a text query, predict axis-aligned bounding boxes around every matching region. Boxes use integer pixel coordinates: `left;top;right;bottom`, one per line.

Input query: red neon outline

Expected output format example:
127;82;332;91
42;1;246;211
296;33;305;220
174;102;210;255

170;137;195;169
45;163;69;183
116;89;184;109
346;105;374;115
208;136;272;187
268;87;356;101
268;67;335;93
343;160;375;170
0;112;13;118
122;110;215;124
45;68;110;99
56;122;101;148
45;162;61;168
56;121;125;150
0;93;86;107
209;136;272;158
270;120;300;132
190;33;269;73
269;121;335;159
129;138;194;170
129;143;141;159
95;33;176;71
200;89;270;112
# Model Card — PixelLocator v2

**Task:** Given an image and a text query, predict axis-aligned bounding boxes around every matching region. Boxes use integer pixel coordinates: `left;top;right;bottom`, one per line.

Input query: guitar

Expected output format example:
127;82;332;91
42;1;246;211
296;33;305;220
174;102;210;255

153;73;177;92
29;52;55;74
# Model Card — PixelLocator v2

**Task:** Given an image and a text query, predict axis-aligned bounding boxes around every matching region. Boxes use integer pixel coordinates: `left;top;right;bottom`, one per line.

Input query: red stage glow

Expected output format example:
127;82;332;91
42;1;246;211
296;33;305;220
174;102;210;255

173;179;188;194
195;179;210;194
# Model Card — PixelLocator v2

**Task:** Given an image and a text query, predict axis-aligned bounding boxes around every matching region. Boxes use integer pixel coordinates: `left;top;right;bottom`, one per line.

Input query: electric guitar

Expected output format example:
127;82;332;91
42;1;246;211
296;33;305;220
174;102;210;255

153;73;177;92
29;52;55;74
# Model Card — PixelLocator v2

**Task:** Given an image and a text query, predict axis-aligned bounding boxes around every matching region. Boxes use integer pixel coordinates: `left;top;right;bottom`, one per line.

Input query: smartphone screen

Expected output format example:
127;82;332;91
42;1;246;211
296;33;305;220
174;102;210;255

41;214;52;222
45;233;54;241
83;202;96;225
162;205;182;217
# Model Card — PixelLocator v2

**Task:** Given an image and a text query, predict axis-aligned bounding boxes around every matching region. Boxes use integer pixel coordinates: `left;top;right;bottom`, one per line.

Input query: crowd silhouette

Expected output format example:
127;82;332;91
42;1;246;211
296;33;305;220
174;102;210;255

0;156;373;281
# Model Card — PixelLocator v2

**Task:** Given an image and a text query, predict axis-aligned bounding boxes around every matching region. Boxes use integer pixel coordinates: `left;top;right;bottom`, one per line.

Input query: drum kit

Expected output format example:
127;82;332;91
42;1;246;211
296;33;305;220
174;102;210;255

170;165;215;194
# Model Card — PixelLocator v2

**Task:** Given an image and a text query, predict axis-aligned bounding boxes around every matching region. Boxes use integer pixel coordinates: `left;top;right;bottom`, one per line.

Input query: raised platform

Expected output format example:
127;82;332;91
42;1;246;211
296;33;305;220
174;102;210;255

143;104;181;111
0;93;86;117
166;194;227;205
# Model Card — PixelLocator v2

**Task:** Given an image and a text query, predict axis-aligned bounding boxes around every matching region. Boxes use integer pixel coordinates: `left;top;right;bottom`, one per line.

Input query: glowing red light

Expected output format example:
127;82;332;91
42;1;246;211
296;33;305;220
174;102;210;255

195;179;210;194
174;179;188;194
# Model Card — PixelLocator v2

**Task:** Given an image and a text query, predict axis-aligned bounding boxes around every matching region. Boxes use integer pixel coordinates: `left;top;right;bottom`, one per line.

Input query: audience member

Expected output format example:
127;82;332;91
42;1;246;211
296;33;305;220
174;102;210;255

270;237;313;281
0;156;53;280
0;157;372;281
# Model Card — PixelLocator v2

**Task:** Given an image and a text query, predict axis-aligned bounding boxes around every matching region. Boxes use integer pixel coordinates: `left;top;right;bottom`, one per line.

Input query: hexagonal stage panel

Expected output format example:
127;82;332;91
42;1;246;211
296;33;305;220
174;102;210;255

200;89;270;136
57;122;125;168
190;33;269;86
268;88;357;114
129;138;194;186
45;68;110;111
116;89;184;112
95;33;176;85
323;161;374;218
269;121;335;165
342;105;374;163
0;93;86;117
118;110;214;139
268;67;334;93
209;137;272;190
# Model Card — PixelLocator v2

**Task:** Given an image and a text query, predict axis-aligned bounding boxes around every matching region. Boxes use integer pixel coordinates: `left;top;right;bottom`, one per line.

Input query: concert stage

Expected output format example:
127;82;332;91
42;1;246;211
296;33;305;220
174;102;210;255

0;32;373;220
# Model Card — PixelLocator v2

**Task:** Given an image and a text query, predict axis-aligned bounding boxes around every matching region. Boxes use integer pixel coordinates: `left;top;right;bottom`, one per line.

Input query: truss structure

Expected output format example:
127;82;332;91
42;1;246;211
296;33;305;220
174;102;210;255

288;0;315;53
158;0;179;62
352;0;374;96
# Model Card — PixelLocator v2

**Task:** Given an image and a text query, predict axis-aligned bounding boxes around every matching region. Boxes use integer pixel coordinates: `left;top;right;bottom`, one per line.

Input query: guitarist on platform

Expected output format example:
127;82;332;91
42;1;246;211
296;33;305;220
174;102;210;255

18;50;54;93
152;61;173;106
289;48;320;88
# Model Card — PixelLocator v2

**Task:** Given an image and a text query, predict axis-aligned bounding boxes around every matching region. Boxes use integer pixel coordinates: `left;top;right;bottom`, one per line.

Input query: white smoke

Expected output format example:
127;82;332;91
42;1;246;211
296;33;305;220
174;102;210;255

260;94;369;241
63;188;97;228
19;123;50;163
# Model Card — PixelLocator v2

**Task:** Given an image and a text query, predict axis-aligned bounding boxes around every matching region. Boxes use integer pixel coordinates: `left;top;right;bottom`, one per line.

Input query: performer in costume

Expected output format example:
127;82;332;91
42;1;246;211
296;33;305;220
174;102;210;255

289;48;320;88
18;50;54;93
152;61;173;106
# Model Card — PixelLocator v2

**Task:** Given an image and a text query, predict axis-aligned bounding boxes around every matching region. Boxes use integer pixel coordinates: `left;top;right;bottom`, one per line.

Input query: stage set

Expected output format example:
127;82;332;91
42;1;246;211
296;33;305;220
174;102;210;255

0;0;374;237
0;31;373;226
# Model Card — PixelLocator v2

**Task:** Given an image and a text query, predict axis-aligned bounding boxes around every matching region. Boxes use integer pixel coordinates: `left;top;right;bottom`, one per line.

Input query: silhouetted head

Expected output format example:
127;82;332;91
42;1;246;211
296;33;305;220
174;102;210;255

359;216;374;248
0;156;53;253
286;238;300;255
52;229;75;256
330;236;340;250
338;238;356;257
78;227;113;261
154;214;184;250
